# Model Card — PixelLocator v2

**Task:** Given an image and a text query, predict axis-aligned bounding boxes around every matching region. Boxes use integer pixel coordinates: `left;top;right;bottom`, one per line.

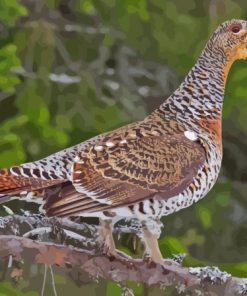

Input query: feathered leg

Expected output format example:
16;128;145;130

142;219;163;264
98;218;117;256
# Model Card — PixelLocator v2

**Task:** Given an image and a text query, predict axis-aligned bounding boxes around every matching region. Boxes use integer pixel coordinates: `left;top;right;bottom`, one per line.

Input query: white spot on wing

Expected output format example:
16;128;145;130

184;130;197;141
94;145;104;151
106;141;115;147
120;139;127;144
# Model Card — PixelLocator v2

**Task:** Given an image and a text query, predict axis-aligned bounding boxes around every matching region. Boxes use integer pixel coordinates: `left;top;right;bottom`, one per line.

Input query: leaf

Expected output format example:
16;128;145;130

196;206;212;229
159;236;187;257
0;44;21;92
0;0;27;25
2;205;14;215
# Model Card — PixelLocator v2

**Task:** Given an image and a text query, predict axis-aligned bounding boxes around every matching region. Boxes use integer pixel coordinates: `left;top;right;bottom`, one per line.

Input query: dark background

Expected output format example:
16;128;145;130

0;0;247;295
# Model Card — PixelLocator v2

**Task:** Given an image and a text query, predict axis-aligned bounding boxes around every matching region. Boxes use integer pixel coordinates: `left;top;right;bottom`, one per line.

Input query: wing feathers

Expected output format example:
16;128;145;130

45;123;207;217
4;121;207;218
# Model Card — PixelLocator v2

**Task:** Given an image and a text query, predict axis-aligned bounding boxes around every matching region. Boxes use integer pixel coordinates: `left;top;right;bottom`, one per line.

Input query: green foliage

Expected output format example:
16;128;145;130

106;282;121;296
126;281;144;296
221;262;247;277
0;0;27;25
0;0;247;295
159;236;187;258
197;206;212;229
0;282;38;296
0;115;27;166
0;44;21;93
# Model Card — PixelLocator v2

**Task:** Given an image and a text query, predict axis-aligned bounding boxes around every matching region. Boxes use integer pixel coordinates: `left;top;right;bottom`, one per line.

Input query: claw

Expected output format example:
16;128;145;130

116;250;131;259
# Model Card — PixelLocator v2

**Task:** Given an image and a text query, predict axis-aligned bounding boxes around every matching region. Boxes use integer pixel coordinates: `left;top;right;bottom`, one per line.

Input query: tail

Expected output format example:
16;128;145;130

0;166;66;204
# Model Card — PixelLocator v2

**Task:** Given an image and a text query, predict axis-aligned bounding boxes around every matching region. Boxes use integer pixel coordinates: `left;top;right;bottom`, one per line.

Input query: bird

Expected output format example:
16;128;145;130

0;19;247;264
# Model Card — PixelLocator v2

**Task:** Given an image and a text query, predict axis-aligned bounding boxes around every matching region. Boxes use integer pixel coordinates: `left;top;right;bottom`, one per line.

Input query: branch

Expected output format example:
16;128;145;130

0;214;142;251
0;214;141;237
0;215;247;294
0;235;246;295
11;67;81;84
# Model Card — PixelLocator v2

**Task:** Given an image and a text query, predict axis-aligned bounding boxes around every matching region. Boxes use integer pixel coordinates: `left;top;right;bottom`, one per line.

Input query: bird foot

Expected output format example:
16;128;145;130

161;258;181;267
100;247;131;260
142;254;162;267
143;255;181;268
116;250;132;260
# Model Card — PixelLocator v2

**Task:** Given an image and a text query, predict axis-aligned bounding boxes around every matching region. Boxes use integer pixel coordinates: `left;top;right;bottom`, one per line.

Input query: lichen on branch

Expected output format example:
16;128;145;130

0;215;246;295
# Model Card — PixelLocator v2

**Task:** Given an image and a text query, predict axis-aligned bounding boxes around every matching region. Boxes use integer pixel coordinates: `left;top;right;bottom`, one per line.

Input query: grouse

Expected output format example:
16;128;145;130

0;19;247;263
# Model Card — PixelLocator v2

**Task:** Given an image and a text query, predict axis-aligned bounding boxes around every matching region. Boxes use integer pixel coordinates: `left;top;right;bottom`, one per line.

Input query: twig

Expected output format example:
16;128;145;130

41;264;48;296
49;265;58;296
0;214;142;239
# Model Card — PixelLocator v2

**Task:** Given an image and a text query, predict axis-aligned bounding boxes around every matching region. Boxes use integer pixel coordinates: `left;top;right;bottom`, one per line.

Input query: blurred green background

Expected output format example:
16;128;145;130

0;0;247;295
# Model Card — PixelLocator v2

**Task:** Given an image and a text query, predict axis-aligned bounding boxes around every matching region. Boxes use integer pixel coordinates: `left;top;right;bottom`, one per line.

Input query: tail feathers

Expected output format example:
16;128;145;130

0;167;66;202
0;180;31;205
0;171;31;199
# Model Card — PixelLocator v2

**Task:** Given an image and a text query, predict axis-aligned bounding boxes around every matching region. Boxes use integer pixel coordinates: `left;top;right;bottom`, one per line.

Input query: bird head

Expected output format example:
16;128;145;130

212;19;247;61
206;19;247;83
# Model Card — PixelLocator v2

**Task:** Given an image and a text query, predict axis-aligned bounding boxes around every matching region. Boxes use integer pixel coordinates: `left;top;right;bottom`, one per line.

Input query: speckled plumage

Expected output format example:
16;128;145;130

1;19;247;262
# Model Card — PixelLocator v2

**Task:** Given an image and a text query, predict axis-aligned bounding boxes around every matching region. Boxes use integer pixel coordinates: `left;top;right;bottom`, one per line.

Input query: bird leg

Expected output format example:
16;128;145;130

141;219;163;264
98;218;117;256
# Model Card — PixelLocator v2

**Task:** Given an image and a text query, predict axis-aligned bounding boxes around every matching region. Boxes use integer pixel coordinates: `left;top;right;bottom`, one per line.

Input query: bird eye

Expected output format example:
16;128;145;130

229;23;242;33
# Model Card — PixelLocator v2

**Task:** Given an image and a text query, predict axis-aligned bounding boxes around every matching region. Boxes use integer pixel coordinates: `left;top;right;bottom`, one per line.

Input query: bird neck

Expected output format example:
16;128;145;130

155;42;236;125
150;43;240;154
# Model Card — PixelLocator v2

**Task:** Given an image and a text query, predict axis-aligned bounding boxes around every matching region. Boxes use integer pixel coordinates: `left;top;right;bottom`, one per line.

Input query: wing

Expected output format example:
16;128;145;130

46;121;207;217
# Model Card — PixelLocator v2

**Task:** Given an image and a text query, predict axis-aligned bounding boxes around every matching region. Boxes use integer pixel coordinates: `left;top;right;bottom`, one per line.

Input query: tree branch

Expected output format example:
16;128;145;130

0;215;247;295
0;235;246;295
